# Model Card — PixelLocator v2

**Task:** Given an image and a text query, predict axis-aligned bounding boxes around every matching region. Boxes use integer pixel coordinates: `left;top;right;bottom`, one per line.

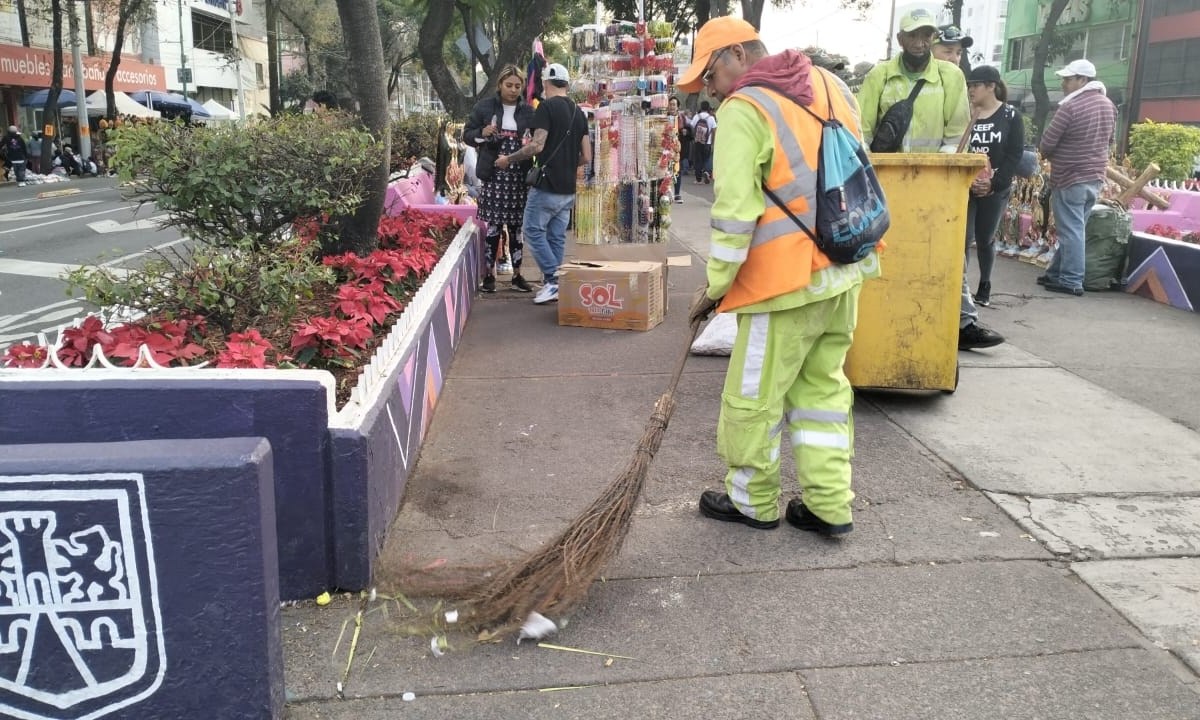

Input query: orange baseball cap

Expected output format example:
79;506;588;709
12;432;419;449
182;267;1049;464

677;17;760;94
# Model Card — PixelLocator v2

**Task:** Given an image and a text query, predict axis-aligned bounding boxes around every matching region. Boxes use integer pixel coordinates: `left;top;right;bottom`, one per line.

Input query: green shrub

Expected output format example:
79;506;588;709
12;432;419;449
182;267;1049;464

65;233;335;334
111;112;380;252
1129;120;1200;182
390;112;445;171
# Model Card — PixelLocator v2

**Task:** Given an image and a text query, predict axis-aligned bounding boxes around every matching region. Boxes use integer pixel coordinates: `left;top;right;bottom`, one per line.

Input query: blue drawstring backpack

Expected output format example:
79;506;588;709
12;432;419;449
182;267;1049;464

763;70;890;265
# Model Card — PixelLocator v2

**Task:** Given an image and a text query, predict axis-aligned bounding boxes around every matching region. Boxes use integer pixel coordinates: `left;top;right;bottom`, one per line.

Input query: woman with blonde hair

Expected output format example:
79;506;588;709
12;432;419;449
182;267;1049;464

464;64;537;292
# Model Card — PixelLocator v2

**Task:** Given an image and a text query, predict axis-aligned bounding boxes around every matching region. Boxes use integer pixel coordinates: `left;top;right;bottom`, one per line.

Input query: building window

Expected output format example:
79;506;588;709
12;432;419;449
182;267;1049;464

1086;22;1129;64
999;0;1008;18
1143;38;1200;97
256;63;265;85
192;12;232;54
1007;36;1036;71
1150;0;1200;18
993;44;1003;62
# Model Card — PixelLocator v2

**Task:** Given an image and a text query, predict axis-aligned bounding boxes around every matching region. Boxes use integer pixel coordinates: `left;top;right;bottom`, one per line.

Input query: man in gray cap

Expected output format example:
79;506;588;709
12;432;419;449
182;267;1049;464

4;126;28;187
932;24;973;66
1037;58;1116;296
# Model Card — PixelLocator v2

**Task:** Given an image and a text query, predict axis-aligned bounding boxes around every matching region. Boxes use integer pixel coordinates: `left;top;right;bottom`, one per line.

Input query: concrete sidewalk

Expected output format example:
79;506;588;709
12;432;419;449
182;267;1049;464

283;181;1200;719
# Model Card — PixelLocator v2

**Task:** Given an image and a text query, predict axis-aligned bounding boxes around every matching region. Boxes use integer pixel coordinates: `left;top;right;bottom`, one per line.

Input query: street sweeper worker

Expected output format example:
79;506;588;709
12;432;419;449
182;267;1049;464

681;17;878;537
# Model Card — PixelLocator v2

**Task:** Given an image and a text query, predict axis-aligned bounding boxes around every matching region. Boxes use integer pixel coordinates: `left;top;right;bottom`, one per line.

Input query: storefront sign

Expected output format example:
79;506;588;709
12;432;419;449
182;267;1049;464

203;0;244;14
0;44;166;92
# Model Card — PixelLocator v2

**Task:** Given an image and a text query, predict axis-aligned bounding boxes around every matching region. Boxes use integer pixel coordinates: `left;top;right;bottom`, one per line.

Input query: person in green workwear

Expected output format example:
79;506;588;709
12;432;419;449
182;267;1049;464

682;16;879;538
857;7;1005;350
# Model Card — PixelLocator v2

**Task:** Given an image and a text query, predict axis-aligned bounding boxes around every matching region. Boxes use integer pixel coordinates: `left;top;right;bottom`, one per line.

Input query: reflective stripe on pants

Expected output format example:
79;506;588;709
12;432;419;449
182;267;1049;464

717;286;860;525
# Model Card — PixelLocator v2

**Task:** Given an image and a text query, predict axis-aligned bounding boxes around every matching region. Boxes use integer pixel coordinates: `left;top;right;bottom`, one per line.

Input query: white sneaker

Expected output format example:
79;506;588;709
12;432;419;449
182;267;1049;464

17;182;24;187
533;283;558;304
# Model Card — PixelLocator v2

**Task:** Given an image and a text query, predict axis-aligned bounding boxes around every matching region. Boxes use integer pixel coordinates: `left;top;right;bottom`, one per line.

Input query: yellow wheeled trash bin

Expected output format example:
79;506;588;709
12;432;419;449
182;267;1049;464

845;154;986;392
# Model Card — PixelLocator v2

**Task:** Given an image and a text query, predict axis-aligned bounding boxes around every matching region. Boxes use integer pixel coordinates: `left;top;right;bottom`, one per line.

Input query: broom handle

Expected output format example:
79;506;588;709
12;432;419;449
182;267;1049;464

664;318;705;398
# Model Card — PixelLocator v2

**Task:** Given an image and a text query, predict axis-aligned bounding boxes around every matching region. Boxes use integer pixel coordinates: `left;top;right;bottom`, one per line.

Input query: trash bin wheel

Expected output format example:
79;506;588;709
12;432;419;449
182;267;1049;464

942;363;959;394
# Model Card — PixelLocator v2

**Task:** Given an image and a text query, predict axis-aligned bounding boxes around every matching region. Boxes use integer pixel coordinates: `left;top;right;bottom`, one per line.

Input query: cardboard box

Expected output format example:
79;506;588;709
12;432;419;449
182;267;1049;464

567;241;671;314
558;260;665;331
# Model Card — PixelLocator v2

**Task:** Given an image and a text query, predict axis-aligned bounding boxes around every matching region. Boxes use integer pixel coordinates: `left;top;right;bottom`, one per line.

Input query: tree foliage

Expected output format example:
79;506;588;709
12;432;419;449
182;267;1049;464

89;0;155;120
111;113;380;253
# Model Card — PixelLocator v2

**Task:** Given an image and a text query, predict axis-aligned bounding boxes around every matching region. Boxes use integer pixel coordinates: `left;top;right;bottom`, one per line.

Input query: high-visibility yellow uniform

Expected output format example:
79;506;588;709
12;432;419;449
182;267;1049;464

707;64;881;526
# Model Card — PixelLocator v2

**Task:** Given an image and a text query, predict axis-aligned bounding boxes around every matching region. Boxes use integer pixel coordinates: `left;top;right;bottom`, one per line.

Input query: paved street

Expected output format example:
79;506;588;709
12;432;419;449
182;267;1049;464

283;180;1200;719
0;177;182;347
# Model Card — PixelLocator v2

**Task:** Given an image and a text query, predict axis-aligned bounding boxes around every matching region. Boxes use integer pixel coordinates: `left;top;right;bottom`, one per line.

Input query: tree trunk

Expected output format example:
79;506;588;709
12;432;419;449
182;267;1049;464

42;0;64;171
105;4;133;121
419;0;556;117
332;0;391;256
418;0;468;117
1032;0;1070;142
85;0;97;56
740;0;765;29
15;0;29;46
266;0;282;115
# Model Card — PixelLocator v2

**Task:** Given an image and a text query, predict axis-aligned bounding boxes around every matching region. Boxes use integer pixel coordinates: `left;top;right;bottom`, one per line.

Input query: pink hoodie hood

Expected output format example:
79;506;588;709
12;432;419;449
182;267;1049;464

729;49;815;106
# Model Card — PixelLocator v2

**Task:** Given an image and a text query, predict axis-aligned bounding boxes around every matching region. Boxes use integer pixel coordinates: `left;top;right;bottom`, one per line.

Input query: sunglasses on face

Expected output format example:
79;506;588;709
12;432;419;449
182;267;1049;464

702;47;731;85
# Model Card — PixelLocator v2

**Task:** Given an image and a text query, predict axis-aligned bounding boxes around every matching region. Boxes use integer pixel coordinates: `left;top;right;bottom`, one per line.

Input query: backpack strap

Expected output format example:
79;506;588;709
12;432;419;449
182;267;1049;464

764;185;817;243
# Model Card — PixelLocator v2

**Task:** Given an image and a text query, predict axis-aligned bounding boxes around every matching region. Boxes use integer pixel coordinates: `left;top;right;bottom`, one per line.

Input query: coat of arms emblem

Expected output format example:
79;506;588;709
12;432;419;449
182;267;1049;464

0;473;165;720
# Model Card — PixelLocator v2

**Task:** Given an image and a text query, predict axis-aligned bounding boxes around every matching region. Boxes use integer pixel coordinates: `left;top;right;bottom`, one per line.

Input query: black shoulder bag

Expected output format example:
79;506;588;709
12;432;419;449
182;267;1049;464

870;78;927;153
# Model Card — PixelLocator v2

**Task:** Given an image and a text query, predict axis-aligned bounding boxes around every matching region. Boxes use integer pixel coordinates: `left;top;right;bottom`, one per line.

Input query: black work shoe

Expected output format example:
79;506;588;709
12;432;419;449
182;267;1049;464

974;281;991;307
511;274;533;292
1044;281;1083;296
1036;274;1051;286
481;275;496;293
958;322;1005;350
785;499;853;537
698;490;778;529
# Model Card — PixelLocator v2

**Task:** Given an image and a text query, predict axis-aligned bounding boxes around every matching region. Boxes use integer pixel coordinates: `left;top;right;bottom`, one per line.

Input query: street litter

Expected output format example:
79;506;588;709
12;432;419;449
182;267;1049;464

537;642;636;660
402;692;416;701
517;611;557;643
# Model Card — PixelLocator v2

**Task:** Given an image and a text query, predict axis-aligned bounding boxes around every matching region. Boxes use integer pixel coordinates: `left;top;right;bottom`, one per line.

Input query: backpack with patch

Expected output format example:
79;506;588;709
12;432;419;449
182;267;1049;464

763;70;890;265
693;114;711;144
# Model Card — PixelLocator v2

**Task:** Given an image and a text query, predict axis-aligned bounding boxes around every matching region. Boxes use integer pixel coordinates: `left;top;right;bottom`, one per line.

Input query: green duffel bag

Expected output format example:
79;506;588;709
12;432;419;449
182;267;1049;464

1084;202;1132;291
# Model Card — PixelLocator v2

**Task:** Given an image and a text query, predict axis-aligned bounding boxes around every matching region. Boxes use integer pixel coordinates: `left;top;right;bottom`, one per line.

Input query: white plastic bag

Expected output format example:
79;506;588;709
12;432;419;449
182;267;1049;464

690;313;737;356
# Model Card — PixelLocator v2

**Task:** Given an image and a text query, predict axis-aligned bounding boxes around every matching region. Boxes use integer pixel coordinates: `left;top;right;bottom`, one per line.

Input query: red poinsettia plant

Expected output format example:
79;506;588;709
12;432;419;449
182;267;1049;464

4;210;459;391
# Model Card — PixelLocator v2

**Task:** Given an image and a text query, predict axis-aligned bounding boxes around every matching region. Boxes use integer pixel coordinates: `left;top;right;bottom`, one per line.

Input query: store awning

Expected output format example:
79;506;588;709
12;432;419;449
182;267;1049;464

201;98;235;120
19;88;77;108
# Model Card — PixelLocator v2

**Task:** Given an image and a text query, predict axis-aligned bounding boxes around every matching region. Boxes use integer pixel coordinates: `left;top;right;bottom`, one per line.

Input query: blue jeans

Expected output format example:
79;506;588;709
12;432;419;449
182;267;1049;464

1047;181;1101;289
522;187;576;285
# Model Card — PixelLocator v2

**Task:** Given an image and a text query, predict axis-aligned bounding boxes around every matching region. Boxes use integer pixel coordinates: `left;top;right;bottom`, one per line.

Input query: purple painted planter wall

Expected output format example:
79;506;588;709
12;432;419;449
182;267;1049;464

0;221;482;600
1125;232;1200;312
328;231;479;589
0;379;330;600
0;438;283;720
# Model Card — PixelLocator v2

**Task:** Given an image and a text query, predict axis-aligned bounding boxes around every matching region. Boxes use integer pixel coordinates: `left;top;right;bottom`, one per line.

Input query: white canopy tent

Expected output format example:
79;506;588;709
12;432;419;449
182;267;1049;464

60;90;161;119
200;98;236;121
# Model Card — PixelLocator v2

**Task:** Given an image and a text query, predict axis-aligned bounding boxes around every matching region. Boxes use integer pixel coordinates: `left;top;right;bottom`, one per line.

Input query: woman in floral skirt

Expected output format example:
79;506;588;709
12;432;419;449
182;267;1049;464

464;65;537;292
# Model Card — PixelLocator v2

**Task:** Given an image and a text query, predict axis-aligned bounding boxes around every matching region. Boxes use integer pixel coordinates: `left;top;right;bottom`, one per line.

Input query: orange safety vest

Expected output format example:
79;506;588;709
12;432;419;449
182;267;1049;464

717;69;865;312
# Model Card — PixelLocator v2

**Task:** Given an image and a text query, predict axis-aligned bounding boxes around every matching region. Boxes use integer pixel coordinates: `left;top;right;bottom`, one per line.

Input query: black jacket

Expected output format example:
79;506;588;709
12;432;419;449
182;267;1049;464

463;94;536;182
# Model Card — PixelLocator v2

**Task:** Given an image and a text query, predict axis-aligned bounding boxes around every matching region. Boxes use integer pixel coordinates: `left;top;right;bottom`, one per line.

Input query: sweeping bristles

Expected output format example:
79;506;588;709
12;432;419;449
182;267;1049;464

381;320;701;639
462;392;676;632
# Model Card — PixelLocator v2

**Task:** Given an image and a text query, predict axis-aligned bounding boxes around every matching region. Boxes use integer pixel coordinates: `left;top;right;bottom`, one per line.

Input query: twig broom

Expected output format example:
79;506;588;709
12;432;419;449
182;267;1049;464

399;317;704;637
